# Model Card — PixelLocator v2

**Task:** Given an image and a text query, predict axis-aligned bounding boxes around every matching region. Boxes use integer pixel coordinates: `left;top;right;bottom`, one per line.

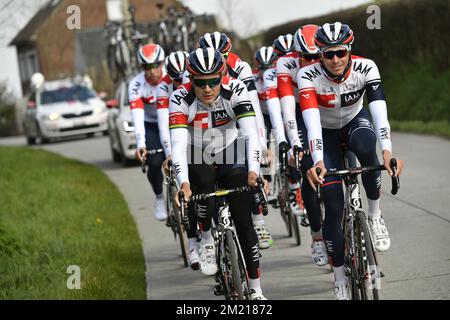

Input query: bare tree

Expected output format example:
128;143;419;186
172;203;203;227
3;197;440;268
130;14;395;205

216;0;241;33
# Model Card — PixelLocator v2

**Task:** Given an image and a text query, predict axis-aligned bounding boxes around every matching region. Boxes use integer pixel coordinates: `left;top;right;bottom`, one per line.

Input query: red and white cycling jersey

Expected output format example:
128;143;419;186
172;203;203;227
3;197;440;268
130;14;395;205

169;76;261;185
298;56;392;164
253;67;287;144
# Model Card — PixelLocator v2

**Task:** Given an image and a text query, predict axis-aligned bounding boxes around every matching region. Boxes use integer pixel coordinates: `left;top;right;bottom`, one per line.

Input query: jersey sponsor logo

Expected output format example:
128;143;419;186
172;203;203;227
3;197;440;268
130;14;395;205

190;111;209;129
284;60;297;71
131;81;141;96
253;150;261;163
301;66;322;82
229;82;245;96
353;61;373;77
279;76;289;82
317;93;336;109
372;84;380;91
159;84;169;93
310;138;323;151
212;110;231;127
170;90;188;106
265;72;276;82
301;93;310;99
173;162;181;175
341;88;365;107
287;120;296;130
380;127;390;140
235;65;244;75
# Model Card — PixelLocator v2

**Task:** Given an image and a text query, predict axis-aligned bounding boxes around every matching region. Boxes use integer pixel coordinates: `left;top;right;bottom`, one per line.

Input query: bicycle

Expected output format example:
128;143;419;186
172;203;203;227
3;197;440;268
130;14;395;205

105;21;131;83
316;156;400;300
164;159;189;267
179;177;268;300
272;141;302;245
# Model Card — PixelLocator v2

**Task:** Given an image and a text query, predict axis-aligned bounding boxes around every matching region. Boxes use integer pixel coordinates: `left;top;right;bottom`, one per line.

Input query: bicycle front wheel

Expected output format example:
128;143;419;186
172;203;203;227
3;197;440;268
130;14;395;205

291;210;301;246
355;210;381;300
225;229;246;300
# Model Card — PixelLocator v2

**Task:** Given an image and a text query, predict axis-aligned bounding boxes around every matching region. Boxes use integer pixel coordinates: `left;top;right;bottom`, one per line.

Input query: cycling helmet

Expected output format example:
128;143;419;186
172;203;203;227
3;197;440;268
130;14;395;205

314;22;354;50
197;32;232;54
165;51;189;79
294;24;319;54
272;34;294;55
137;43;165;64
186;48;226;76
254;46;277;70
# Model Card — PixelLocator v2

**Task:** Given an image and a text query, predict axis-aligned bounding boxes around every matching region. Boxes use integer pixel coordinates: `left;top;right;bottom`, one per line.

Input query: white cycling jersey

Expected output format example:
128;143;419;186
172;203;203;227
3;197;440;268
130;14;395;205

253;67;287;145
298;55;392;164
169;76;261;186
276;52;302;147
226;52;267;148
155;71;190;157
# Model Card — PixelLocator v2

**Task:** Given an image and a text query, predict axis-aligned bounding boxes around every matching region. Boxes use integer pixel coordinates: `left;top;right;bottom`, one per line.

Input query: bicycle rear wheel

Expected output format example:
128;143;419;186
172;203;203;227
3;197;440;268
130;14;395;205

355;210;381;300
291;210;301;246
174;205;188;267
107;44;119;83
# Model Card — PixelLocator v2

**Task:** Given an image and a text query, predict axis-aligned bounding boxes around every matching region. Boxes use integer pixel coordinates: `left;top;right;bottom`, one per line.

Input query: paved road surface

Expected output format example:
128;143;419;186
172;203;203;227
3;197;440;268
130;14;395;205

1;132;449;299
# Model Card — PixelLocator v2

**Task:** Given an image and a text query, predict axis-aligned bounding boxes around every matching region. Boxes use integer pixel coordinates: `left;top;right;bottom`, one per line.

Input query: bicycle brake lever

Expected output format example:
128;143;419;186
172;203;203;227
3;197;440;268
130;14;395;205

390;158;399;195
315;167;322;201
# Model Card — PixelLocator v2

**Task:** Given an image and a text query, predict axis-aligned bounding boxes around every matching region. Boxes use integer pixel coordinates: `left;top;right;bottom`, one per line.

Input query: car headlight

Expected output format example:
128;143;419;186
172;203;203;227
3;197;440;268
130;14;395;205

93;106;104;114
48;113;60;121
122;121;134;132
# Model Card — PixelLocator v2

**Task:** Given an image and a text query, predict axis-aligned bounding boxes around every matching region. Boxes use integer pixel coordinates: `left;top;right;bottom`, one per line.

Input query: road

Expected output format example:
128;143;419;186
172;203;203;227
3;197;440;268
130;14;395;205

1;132;449;300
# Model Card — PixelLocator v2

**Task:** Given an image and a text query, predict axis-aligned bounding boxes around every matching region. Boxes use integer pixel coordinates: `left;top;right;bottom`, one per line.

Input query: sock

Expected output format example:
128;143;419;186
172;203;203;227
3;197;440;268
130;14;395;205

249;278;261;292
252;213;264;226
333;265;347;285
188;238;198;251
201;230;213;243
311;230;323;241
367;198;381;219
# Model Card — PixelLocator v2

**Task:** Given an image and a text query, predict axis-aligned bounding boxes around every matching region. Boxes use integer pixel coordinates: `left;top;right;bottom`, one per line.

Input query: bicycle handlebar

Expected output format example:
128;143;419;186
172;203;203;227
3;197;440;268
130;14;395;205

315;158;400;199
256;177;269;216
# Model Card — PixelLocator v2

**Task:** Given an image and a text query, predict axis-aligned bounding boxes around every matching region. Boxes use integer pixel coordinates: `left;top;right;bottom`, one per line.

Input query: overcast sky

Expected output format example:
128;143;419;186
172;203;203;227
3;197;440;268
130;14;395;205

0;0;372;98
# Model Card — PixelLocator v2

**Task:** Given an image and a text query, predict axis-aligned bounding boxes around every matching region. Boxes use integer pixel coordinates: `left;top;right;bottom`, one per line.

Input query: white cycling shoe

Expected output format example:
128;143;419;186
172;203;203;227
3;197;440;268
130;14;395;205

188;247;200;271
334;281;350;300
254;224;273;249
154;196;168;221
199;241;218;276
250;288;267;300
368;216;391;252
311;240;328;266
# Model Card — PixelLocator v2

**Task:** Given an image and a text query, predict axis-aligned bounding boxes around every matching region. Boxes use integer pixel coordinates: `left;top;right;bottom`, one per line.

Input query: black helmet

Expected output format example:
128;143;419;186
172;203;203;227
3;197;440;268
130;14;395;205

314;22;354;49
198;31;232;54
186;48;226;76
255;46;277;70
272;34;294;55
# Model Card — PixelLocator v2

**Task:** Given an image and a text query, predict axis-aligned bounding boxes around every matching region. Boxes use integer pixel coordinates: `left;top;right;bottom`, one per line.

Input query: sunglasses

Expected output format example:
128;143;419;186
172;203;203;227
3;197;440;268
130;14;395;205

301;53;320;61
141;62;162;70
192;77;222;89
322;49;348;60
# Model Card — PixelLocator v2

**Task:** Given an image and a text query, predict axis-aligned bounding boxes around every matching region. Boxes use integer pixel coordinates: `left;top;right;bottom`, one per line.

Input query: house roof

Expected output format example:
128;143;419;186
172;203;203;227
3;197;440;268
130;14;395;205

9;0;61;46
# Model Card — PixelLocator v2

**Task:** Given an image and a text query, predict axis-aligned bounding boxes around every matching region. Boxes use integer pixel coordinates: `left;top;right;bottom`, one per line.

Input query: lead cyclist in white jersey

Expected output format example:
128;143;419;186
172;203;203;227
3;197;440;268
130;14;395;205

299;22;404;299
170;48;267;300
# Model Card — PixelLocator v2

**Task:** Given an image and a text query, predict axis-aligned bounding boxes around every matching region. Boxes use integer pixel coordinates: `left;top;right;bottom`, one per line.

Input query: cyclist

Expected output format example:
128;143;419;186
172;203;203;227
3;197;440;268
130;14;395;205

299;22;404;299
276;25;328;267
170;48;267;300
252;45;289;249
198;32;272;250
129;43;168;221
160;50;204;269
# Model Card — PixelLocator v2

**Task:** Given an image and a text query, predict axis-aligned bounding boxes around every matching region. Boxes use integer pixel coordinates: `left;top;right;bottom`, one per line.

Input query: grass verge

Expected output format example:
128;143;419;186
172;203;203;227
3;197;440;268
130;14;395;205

0;146;146;299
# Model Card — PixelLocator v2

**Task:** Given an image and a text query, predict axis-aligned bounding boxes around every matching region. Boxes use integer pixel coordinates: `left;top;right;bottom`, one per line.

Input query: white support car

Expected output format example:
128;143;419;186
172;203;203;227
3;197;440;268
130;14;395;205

107;80;137;166
23;78;108;144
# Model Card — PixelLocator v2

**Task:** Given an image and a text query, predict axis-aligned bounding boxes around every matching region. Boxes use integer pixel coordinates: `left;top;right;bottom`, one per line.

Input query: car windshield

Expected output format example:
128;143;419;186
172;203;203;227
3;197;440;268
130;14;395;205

40;85;95;105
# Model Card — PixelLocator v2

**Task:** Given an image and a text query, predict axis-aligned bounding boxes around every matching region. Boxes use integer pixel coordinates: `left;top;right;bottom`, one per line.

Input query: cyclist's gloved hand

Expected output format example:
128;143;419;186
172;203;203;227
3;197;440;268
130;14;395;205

175;182;192;208
135;147;147;164
248;171;258;188
307;160;326;191
382;150;404;177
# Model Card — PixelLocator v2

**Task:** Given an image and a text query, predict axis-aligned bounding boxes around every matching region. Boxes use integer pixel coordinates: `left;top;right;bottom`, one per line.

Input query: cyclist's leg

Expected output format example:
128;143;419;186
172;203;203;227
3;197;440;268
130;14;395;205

321;129;346;282
145;122;166;220
346;110;389;251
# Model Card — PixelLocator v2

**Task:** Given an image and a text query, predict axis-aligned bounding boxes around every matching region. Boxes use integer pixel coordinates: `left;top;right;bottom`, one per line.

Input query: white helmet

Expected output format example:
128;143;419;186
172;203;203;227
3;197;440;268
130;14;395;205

165;51;189;79
137;43;165;65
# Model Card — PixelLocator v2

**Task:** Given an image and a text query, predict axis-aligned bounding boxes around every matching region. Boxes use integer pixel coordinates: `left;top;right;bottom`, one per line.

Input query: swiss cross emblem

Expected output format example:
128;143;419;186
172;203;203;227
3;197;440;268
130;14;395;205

190;112;209;129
